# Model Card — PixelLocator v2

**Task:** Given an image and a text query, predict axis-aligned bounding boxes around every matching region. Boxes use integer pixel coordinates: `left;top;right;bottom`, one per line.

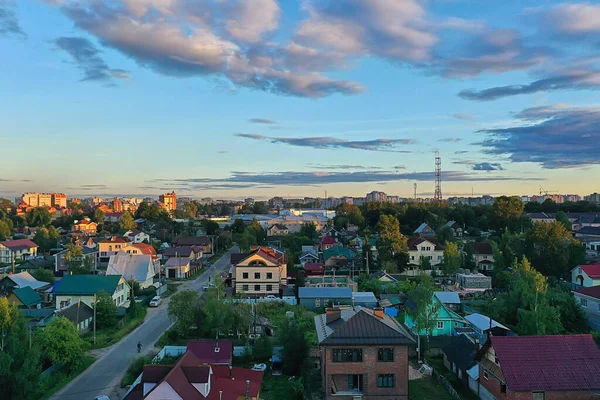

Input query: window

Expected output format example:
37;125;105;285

255;272;260;279
428;256;433;260
438;255;442;260
454;322;458;327
243;272;249;279
315;298;320;307
501;383;507;393
101;252;107;256
581;298;588;307
437;321;444;329
377;348;394;362
266;272;273;279
266;284;273;292
332;349;363;362
242;285;249;291
483;370;489;380
494;356;499;365
347;375;362;390
410;256;414;260
254;285;261;291
532;392;545;400
377;374;394;388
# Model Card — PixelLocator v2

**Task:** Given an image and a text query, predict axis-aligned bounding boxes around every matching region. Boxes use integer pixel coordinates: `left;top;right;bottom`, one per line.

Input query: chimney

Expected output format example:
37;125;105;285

325;307;341;324
219;391;223;400
215;340;220;353
229;365;232;378
373;307;385;319
245;379;251;400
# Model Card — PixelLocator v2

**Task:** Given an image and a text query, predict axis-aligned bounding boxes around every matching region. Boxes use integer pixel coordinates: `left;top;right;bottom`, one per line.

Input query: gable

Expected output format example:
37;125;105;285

237;253;279;267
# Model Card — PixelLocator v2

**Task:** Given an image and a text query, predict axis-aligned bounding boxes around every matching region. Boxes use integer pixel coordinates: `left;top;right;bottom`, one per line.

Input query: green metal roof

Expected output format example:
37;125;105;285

323;246;356;261
55;275;123;296
12;286;42;307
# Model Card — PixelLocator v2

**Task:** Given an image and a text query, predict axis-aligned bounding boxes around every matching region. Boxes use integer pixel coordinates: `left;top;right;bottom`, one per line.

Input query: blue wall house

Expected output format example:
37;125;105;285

404;293;468;336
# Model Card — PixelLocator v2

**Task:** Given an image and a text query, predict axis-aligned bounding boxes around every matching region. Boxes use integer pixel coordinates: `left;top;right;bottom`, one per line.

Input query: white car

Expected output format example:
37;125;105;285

203;283;216;291
264;295;278;300
149;296;162;307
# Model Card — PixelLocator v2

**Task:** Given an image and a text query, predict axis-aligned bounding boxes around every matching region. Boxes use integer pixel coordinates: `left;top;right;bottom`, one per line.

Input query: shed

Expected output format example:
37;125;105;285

456;272;492;291
353;291;378;308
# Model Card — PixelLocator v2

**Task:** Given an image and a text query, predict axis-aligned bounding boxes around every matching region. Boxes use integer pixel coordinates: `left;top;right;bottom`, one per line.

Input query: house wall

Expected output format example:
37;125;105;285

571;267;600;287
0;245;38;263
299;297;352;310
56;282;129;310
408;246;444;266
166;264;190;279
574;293;600;331
99;242;126;264
475;254;494;264
234;255;281;296
322;344;410;400
146;381;183;400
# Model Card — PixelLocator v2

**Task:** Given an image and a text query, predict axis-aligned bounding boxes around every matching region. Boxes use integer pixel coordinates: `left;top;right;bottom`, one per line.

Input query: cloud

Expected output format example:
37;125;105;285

472;162;504;171
455;150;469;154
438;138;462;142
249;118;277;124
530;3;600;36
394;165;406;170
80;184;108;188
0;1;25;37
452;113;475;121
306;163;380;170
55;37;130;83
235;133;416;152
459;69;600;101
217;151;228;154
479;104;600;168
223;0;280;44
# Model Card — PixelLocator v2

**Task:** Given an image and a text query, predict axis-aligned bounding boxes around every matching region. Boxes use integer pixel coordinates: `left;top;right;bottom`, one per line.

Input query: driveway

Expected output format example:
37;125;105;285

53;245;238;400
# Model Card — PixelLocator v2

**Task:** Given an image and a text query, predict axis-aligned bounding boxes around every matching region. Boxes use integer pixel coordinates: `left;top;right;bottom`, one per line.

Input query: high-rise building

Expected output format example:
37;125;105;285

585;193;600;203
21;192;67;208
159;191;177;212
112;197;122;212
366;191;387;202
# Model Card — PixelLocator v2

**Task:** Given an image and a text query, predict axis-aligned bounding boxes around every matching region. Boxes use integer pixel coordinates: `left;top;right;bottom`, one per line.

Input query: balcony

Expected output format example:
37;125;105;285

331;374;363;397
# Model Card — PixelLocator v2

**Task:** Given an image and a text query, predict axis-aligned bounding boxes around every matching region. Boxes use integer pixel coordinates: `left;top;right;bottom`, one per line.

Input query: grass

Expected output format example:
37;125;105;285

84;308;148;349
38;356;96;400
427;357;478;400
409;376;455;400
260;375;296;400
162;282;180;298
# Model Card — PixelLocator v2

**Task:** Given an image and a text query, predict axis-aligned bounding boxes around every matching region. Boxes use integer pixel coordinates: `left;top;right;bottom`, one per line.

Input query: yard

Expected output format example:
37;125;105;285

260;375;299;400
427;357;478;400
409;376;456;400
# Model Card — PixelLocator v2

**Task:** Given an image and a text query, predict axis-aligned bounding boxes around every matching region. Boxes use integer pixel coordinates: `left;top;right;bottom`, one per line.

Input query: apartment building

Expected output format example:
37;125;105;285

158;191;177;212
20;192;67;208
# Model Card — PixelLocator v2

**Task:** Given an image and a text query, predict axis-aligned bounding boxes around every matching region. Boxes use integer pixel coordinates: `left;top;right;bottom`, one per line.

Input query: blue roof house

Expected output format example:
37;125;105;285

404;293;468;336
298;287;352;310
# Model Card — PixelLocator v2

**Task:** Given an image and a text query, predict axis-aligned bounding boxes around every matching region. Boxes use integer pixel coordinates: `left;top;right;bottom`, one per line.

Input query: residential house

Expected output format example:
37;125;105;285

15;257;53;273
575;226;600;239
476;334;600;400
321;227;340;239
54;302;94;333
441;335;479;395
54;274;130;309
414;223;436;238
299;246;319;266
348;236;365;250
53;246;98;274
465;313;512;345
571;264;600;287
72;218;98;235
8;286;43;309
125;349;263;400
232;247;286;297
299;287;353;310
98;236;129;264
304;262;325;276
314;307;416;400
104;212;123;222
0;271;51;293
107;252;156;289
164;257;191;279
122;243;160;274
407;236;444;269
267;223;289;236
172;236;212;254
320;235;337;251
0;239;39;263
573;286;600;331
443;221;463;237
434;291;461;312
353;292;378;308
163;246;199;261
404;293;469;336
124;230;150;244
581;238;600;257
323;246;356;268
187;340;233;365
471;242;494;272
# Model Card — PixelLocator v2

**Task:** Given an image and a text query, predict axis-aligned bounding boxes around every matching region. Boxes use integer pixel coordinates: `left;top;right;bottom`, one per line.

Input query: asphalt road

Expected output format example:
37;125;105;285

53;245;237;400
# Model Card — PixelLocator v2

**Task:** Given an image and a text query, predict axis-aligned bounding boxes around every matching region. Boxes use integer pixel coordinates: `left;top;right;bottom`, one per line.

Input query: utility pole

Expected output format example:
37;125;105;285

434;151;442;202
11;251;14;275
93;294;97;346
413;183;417;200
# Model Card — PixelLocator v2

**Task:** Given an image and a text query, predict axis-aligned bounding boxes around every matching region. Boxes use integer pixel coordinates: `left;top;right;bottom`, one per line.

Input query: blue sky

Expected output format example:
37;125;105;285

1;0;599;200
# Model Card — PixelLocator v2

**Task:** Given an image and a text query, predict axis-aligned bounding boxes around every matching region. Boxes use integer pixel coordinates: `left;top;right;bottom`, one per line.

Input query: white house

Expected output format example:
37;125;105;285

54;274;130;310
0;239;39;263
106;252;156;289
124;230;150;244
571;264;600;288
407;236;444;268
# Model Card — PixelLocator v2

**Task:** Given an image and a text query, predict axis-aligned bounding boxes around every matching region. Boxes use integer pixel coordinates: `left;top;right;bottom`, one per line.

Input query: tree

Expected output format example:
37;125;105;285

93;208;105;223
555;211;572;231
32;268;55;284
493;196;524;232
547;284;588;334
405;275;435;360
247;218;266;245
96;290;119;329
418;255;431;271
278;319;309;376
64;244;92;275
253;335;273;361
231;218;245;234
0;220;11;241
168;290;201;337
358;274;383;295
39;316;87;370
442;242;461;276
377;214;408;264
381;260;399;274
32;225;61;253
461;243;476;271
299;223;316;239
184;202;199;219
25;207;52;227
120;211;137;231
436;226;454;245
201;219;220;236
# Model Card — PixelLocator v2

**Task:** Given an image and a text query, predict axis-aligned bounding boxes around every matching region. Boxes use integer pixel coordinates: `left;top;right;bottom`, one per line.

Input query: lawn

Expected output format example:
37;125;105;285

84;307;148;349
409;376;455;400
260;375;297;400
161;282;180;298
38;356;96;400
427;357;478;400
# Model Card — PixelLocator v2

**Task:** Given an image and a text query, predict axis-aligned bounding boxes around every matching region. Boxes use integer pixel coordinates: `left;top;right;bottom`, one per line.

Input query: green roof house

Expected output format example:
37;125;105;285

54;274;130;310
323;246;356;267
8;286;43;309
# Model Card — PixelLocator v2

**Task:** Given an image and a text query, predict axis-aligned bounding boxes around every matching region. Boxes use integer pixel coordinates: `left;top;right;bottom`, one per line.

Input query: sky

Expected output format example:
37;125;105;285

1;0;600;200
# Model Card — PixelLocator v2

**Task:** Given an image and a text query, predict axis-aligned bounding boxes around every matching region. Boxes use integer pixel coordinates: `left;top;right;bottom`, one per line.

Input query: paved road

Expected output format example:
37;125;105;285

53;246;237;400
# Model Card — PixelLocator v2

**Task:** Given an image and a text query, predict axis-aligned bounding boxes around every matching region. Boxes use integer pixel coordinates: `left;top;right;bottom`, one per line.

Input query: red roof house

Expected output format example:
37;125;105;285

476;334;600;399
187;341;233;365
0;239;39;263
320;235;336;251
303;262;325;276
571;264;600;287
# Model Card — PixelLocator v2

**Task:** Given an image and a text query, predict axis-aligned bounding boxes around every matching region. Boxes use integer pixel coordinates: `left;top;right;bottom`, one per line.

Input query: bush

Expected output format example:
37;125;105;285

121;355;153;387
253;336;273;361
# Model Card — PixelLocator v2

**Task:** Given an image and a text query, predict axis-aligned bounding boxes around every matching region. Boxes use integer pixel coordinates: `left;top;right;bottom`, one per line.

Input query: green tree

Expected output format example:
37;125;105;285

33;225;61;253
64;244;92;275
436;226;454;245
231;218;246;234
547;284;588;334
0;220;11;241
405;275;435;359
358;274;383;295
491;241;505;272
201;219;220;236
442;242;461;276
555;211;572;231
93;208;105;223
377;214;408;264
419;255;431;271
247;218;266;245
168;290;201;337
32;268;55;284
184;202;199;219
252;335;273;361
120;211;137;231
25;207;52;227
278;319;309;376
493;196;524;232
462;243;476;271
39;316;87;370
299;223;317;239
96;290;119;329
381;260;399;274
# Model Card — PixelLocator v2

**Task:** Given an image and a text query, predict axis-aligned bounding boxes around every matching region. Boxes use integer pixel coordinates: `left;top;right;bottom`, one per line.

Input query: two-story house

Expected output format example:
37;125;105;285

231;247;286;297
407;236;444;269
54;274;130;310
314;307;416;400
476;334;600;400
573;286;600;331
106;252;156;289
571;264;600;288
320;235;337;251
404;292;469;336
123;230;150;244
471;242;494;272
0;239;39;263
267;223;289;236
72;218;98;235
98;236;129;264
171;236;212;254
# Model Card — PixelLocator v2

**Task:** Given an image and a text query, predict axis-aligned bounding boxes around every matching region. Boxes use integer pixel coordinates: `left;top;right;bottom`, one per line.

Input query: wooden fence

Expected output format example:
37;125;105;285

431;368;462;400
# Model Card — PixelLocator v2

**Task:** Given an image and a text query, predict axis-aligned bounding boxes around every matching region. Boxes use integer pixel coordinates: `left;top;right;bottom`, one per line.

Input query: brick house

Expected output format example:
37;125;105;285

476;334;600;400
314;307;416;400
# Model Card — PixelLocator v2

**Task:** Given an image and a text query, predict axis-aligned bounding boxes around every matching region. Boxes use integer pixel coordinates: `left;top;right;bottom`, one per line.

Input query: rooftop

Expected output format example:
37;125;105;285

54;274;124;296
434;291;461;304
299;287;352;298
11;286;43;307
0;239;39;251
465;313;509;332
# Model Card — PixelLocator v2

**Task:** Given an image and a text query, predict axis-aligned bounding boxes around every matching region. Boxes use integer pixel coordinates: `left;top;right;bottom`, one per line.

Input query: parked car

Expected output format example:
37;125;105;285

264;295;278;299
149;296;162;307
203;283;216;291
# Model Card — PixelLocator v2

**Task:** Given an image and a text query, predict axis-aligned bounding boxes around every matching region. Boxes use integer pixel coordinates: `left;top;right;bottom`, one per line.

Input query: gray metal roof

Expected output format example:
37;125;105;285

434;291;461;304
299;287;352;298
314;306;416;346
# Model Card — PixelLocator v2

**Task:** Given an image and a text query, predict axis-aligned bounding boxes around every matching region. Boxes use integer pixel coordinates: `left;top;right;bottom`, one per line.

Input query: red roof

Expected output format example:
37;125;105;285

99;236;128;244
321;235;336;245
132;243;157;259
304;263;324;275
489;335;600;392
407;236;442;251
471;242;493;255
579;264;600;279
575;285;600;299
1;239;39;251
187;341;233;365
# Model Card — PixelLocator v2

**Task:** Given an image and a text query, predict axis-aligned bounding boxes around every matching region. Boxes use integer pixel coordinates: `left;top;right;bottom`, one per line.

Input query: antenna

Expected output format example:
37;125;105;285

413;183;417;200
434;151;442;201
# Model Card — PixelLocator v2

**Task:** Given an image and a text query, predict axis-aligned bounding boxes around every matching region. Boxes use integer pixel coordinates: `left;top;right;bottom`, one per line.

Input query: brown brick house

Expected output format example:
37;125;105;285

476;334;600;400
314;307;416;400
